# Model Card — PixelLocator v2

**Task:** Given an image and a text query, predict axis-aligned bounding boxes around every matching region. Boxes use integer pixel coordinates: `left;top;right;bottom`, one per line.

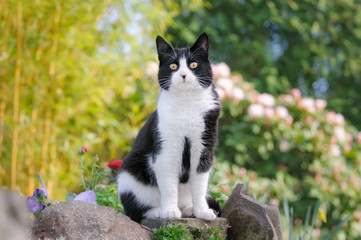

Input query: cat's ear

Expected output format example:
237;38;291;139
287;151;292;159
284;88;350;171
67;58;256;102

190;33;209;57
156;36;174;61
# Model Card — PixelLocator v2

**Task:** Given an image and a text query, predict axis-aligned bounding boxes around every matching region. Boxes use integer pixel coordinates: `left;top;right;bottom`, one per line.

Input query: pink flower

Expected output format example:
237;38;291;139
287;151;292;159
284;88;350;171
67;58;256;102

291;88;301;100
357;132;361;145
239;167;247;177
285;115;293;126
330;144;341;157
231;75;243;83
294;218;301;227
299;98;315;113
318;130;325;140
305;116;313;126
212;63;231;78
331;136;338;144
215;88;225;101
231;88;244;102
313;228;321;238
275;106;288;119
269;198;279;207
108;160;123;170
242;82;251;92
326;111;336;124
248;92;258;103
334;114;345;126
347;133;353;144
216;78;233;95
334;126;346;143
248;104;265;118
315;99;327;111
315;173;322;182
279;139;290;152
279;94;296;105
264;108;274;121
257;93;275;107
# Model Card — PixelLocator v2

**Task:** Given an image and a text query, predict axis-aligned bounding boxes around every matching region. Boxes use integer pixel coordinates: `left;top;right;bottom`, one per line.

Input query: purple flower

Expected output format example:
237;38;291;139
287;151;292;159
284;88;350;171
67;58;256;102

26;188;49;215
74;190;97;205
33;188;48;197
27;196;46;215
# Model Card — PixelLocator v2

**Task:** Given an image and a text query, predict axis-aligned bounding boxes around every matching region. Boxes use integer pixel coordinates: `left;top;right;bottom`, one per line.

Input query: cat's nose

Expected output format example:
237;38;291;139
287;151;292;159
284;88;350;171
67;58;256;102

180;74;187;79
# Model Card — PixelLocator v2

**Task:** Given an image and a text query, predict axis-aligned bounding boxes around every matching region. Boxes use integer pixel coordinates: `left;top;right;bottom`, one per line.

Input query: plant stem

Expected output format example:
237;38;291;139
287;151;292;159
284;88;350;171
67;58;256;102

80;155;86;190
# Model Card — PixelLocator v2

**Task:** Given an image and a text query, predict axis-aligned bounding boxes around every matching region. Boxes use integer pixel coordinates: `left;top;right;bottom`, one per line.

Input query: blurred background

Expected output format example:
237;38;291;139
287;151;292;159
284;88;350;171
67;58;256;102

1;0;361;238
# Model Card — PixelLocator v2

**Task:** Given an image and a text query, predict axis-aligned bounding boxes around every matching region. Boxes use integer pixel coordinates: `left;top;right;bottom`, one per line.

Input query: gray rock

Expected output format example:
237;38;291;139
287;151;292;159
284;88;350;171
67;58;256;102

221;183;282;240
31;201;154;240
0;188;29;240
265;204;283;240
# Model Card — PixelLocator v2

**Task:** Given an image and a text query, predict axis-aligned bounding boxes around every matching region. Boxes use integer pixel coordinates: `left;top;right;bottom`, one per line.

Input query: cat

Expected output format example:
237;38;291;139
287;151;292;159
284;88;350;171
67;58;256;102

117;33;221;223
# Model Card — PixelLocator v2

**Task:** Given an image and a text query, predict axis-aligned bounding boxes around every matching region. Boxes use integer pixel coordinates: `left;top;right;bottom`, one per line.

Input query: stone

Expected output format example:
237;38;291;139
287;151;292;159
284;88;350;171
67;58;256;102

141;217;228;231
265;204;283;240
0;188;29;240
221;183;282;240
31;201;154;240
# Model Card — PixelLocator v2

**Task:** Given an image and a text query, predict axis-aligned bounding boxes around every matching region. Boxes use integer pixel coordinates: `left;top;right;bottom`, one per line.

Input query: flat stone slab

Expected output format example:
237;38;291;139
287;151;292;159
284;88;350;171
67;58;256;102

141;217;228;230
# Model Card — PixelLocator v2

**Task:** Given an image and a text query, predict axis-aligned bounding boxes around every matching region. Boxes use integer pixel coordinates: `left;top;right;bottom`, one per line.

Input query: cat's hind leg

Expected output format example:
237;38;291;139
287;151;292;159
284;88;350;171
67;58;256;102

120;192;151;223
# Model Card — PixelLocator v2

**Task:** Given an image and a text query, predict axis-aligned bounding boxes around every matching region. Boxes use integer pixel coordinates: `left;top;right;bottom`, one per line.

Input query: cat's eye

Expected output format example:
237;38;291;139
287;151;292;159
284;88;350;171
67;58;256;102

170;63;178;70
190;62;198;69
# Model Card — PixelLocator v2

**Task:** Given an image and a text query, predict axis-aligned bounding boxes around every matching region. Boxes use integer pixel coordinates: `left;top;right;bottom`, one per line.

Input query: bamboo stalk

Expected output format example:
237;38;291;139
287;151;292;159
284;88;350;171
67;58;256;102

40;109;51;178
0;96;5;159
11;0;23;190
47;144;57;199
27;108;37;196
0;0;9;186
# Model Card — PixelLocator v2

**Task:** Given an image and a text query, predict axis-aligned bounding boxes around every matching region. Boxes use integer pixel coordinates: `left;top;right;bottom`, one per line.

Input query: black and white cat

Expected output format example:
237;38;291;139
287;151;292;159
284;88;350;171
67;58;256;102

117;33;221;223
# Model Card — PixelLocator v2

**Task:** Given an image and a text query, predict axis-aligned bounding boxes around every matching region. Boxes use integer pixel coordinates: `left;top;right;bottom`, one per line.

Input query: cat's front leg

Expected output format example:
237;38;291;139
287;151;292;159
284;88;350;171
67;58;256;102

153;152;182;219
190;171;216;221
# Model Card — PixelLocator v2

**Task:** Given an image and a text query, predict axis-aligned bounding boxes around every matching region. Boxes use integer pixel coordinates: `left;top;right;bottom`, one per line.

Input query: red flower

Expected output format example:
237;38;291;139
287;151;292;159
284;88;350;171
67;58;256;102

108;160;123;170
77;146;88;155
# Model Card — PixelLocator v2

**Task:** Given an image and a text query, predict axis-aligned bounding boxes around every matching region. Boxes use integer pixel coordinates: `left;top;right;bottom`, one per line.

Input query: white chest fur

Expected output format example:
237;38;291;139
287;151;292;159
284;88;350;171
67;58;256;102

157;86;217;139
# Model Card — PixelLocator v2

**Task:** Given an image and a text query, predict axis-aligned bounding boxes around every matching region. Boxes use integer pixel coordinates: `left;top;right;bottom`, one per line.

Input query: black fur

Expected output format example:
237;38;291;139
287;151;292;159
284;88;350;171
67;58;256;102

197;106;221;173
120;192;151;223
156;33;213;90
120;111;160;186
179;137;191;183
206;195;222;216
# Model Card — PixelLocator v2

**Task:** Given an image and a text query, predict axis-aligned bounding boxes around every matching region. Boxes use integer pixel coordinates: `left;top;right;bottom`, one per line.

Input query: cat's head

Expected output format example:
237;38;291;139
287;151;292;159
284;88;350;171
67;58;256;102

156;33;213;91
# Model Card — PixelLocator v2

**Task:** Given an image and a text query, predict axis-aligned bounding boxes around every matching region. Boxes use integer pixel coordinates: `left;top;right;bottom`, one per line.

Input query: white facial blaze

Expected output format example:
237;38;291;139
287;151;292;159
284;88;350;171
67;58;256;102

170;57;200;90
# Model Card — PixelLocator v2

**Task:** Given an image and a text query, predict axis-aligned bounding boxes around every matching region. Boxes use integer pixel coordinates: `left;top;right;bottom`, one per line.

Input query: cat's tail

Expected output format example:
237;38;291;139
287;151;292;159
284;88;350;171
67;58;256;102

206;195;222;216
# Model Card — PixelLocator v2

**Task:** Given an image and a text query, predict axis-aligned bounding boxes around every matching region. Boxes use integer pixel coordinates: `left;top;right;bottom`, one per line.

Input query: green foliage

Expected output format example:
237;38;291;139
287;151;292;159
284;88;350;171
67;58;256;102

168;0;361;129
208;65;361;239
80;154;108;191
154;224;193;240
154;224;226;240
282;198;351;240
94;183;123;213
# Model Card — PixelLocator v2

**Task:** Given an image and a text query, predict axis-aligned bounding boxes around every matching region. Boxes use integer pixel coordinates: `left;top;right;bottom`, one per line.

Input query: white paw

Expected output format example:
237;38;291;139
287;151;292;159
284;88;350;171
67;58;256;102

144;207;162;219
194;208;216;221
180;206;194;218
161;207;182;219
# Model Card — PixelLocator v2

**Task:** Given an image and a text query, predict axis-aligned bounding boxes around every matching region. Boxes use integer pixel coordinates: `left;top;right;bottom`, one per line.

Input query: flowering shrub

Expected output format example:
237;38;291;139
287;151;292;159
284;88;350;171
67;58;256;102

207;63;361;239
